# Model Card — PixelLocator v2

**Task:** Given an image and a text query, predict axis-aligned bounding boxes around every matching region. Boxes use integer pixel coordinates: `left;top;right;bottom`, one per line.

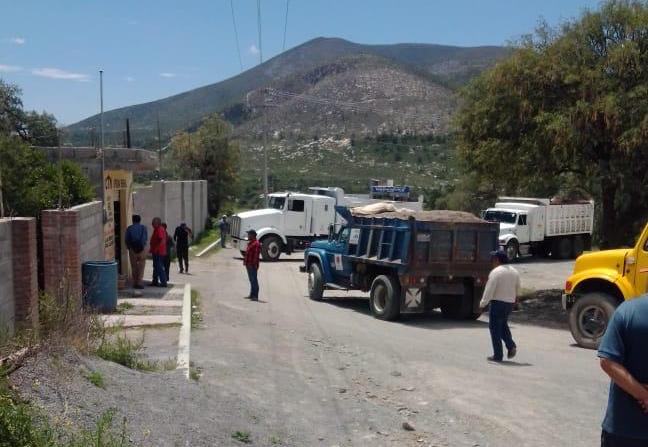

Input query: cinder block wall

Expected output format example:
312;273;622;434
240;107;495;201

0;219;15;337
133;180;209;244
42;201;103;301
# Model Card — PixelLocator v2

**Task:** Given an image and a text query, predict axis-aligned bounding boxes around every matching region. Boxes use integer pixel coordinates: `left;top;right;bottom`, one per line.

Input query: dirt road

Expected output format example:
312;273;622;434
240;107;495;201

187;251;606;447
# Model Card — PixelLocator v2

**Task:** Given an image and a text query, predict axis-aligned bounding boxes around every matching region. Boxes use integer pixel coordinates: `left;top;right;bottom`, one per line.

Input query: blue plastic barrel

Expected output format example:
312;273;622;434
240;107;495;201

82;261;118;312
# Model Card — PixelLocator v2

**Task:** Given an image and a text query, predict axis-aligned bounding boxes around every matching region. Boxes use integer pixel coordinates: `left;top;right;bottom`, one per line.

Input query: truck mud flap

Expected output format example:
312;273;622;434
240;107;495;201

401;287;424;314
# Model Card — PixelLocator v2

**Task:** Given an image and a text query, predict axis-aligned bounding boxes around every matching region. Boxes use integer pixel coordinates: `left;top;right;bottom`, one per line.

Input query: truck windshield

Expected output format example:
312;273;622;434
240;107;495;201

484;210;517;224
269;197;286;210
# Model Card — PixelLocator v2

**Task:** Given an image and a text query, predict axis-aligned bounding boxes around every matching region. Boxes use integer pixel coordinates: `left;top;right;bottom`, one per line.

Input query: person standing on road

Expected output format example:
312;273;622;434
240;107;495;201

480;250;521;362
219;215;229;248
174;222;193;274
125;214;147;289
162;222;173;283
149;217;168;287
243;229;261;301
598;295;648;446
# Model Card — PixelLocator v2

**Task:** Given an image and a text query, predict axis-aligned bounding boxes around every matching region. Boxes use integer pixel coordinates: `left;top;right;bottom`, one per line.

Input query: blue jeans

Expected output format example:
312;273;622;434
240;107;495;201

152;254;167;286
489;300;516;360
246;266;259;299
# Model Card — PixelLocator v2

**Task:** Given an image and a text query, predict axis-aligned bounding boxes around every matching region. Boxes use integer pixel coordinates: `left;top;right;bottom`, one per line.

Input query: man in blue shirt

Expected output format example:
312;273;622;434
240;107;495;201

125;214;148;289
598;295;648;446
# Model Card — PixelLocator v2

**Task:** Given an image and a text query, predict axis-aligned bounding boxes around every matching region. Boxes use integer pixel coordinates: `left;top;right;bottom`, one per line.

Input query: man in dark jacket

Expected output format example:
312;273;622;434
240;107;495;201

174;222;193;274
219;215;229;248
125;214;147;289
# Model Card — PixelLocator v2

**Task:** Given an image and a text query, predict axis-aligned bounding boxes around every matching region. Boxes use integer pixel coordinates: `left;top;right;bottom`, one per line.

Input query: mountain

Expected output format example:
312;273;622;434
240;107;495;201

66;37;507;145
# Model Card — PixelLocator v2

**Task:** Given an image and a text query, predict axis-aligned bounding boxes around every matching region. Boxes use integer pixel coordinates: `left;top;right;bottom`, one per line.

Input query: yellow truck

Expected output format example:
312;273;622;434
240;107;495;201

563;224;648;348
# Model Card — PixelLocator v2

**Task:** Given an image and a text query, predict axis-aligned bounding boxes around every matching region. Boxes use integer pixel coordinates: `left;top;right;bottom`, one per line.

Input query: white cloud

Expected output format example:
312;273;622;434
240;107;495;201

124;76;135;82
0;64;22;72
32;67;90;82
10;37;25;45
248;44;260;55
159;72;176;78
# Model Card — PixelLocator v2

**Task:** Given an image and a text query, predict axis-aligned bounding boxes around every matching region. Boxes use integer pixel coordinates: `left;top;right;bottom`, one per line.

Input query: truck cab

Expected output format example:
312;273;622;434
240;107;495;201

230;192;336;261
563;223;648;349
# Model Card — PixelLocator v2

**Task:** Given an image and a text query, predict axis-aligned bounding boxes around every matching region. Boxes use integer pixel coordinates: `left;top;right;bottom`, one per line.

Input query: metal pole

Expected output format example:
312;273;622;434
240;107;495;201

263;118;269;207
99;70;105;213
157;112;162;176
58;129;63;209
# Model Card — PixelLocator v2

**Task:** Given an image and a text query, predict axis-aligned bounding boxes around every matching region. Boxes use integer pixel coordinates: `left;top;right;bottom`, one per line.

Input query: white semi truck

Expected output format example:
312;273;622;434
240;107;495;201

231;186;423;261
483;197;594;262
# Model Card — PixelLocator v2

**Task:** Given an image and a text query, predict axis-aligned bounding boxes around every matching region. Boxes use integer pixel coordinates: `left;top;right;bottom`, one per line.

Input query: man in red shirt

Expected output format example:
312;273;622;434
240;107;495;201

243;229;261;301
149;217;168;287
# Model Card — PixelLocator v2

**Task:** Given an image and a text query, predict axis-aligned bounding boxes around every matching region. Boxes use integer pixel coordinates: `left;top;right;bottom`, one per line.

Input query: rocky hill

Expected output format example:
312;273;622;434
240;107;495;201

66;37;507;145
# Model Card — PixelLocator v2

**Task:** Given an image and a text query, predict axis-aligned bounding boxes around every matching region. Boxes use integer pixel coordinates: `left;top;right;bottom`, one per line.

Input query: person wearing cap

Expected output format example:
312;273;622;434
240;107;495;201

243;229;261;301
480;250;521;362
219;215;230;248
174;222;193;274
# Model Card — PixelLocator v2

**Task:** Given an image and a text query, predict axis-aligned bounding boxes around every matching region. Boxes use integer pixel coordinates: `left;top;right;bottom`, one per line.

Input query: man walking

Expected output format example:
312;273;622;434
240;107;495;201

162;222;173;283
149;217;167;287
219;215;229;248
174;222;193;274
598;295;648;446
125;214;147;289
243;229;261;301
480;250;520;362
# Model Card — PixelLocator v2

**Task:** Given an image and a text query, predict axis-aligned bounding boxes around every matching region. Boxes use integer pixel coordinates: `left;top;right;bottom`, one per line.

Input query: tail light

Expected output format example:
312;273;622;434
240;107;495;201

565;280;573;293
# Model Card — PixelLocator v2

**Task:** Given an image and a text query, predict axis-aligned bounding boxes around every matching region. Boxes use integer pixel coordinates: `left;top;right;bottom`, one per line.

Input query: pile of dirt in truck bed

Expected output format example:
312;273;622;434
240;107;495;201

351;205;485;223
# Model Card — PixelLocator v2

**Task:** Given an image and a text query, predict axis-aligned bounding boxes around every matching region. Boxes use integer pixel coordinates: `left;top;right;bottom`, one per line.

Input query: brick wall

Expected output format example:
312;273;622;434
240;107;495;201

41;201;103;301
11;218;39;329
0;219;15;337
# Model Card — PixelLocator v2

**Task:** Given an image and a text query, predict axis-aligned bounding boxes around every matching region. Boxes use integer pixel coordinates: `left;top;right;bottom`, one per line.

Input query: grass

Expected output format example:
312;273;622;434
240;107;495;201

189;226;222;256
115;302;134;315
189;366;202;381
85;371;105;389
0;377;129;447
231;431;252;444
270;435;283;445
191;290;202;329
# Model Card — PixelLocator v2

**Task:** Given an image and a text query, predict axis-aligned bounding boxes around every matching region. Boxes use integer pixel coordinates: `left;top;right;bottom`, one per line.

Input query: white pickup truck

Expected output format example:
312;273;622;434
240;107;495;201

483;197;594;262
231;187;423;261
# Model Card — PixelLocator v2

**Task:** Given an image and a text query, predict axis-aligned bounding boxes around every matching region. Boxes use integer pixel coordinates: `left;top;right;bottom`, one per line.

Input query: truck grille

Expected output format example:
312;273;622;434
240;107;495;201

230;216;241;238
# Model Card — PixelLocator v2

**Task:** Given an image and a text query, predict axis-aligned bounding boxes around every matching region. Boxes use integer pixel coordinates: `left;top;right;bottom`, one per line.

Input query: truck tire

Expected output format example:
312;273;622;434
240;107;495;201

261;236;282;261
308;262;324;301
369;275;401;321
569;292;618;349
505;240;519;262
551;237;572;260
572;235;585;258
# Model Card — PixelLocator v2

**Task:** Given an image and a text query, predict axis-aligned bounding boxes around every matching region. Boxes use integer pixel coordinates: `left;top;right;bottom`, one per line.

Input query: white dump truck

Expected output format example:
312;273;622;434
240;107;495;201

231;186;423;261
483;197;594;261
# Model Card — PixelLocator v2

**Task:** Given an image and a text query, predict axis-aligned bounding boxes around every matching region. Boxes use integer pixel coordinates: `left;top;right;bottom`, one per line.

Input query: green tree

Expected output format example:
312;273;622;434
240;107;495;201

22;111;59;146
0;135;94;217
455;0;648;247
0;79;24;137
169;114;239;215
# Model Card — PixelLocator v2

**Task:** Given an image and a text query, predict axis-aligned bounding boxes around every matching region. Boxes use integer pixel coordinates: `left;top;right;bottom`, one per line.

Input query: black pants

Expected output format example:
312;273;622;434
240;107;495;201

602;430;648;446
177;245;189;272
164;256;171;282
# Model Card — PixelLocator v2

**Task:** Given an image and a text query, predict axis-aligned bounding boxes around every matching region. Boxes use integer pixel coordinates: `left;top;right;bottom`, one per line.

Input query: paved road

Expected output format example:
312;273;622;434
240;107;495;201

188;250;605;447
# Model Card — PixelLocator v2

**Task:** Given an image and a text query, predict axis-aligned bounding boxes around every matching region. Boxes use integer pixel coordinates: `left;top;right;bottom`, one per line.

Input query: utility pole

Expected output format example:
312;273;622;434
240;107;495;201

157;112;162;178
58;129;63;209
0;163;4;218
99;70;106;214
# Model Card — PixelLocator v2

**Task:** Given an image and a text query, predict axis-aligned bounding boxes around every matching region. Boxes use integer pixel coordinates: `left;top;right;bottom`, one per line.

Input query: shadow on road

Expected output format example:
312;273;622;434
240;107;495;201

322;296;489;329
490;360;533;367
510;289;569;331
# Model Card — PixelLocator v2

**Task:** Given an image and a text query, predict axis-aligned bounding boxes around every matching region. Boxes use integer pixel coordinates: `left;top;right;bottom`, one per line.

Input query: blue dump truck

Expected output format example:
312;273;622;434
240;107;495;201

300;207;499;320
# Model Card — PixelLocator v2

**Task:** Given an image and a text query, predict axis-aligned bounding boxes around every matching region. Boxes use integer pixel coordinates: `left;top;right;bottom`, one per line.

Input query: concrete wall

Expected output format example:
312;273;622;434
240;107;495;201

42;201;103;301
133;180;209;242
0;219;15;337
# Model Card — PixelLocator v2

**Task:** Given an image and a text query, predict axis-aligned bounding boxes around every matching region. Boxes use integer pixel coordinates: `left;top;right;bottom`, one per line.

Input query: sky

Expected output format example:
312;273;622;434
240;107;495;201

0;0;601;125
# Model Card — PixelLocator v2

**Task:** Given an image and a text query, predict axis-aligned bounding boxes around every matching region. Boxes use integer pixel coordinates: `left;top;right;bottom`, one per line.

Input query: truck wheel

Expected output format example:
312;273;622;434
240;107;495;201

505;240;519;262
261;236;282;261
569;292;618;349
369;275;400;321
551;237;572;260
308;262;324;301
572;236;585;258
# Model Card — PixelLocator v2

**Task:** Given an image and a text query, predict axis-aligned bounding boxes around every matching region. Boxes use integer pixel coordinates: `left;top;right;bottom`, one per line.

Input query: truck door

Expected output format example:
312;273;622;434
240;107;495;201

285;198;307;235
327;227;353;280
516;214;530;244
632;225;648;295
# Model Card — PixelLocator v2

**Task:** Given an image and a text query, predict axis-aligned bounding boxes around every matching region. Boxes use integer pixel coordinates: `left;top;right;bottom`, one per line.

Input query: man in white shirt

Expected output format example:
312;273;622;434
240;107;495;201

480;250;521;362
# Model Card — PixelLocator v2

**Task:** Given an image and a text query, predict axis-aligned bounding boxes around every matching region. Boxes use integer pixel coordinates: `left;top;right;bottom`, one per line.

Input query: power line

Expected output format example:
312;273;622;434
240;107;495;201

256;0;263;64
229;0;243;72
282;0;290;51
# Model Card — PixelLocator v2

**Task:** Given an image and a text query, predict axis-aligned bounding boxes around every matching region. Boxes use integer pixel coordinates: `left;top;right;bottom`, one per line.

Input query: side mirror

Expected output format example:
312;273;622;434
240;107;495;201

328;224;335;241
480;210;486;219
